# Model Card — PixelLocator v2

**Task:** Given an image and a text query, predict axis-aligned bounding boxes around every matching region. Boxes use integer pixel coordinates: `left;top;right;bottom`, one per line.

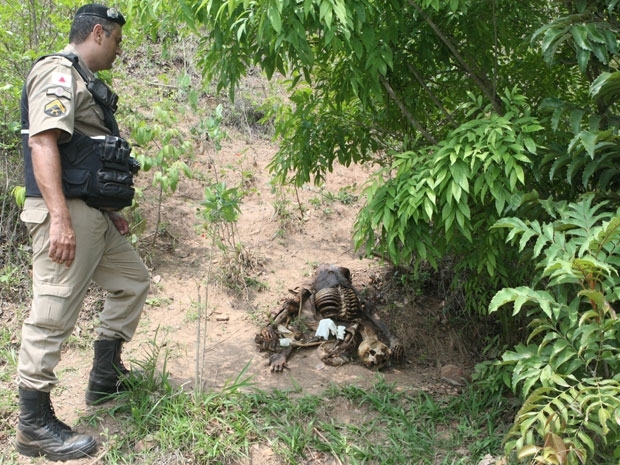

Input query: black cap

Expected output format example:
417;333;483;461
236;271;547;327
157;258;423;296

74;4;126;26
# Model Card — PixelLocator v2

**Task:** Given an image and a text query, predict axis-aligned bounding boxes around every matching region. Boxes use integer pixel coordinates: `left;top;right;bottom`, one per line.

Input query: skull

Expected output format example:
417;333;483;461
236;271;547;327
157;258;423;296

358;338;391;370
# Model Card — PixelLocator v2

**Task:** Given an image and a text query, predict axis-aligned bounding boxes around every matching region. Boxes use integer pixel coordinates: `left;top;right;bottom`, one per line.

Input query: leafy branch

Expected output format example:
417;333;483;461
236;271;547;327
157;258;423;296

489;194;620;463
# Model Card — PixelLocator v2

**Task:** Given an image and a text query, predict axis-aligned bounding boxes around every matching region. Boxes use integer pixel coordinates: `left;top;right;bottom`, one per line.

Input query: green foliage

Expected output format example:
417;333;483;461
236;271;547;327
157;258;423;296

354;88;540;314
0;327;19;453
536;69;620;198
309;184;359;210
195;105;239;240
488;195;620;463
0;1;74;137
160;0;559;186
198;180;255;293
491;10;620;461
268;88;380;186
122;0;190;42
511;380;620;464
532;1;619;75
528;1;620;209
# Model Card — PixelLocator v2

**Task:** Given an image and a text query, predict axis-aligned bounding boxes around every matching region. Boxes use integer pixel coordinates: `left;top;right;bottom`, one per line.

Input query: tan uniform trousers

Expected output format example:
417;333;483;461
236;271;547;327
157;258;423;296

18;197;150;392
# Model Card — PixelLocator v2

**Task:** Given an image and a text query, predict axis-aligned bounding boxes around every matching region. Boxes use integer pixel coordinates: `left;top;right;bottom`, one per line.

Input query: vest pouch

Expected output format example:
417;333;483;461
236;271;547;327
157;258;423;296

86;187;134;209
98;169;133;185
85;169;135;209
101;135;130;165
62;168;91;198
97;183;134;200
60;135;100;166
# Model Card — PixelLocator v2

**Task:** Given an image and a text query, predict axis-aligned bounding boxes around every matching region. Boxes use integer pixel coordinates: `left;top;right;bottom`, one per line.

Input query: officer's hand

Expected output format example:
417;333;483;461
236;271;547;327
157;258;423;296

48;218;76;267
108;211;130;235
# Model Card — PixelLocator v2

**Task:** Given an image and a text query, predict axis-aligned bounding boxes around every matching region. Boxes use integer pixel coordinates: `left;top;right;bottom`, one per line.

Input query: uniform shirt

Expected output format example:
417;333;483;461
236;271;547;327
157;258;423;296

25;44;111;142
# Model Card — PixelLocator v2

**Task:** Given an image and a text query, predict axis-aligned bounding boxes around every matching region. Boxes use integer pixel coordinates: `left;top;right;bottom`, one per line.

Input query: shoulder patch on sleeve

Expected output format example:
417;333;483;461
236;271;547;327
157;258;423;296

46;87;73;100
44;99;67;117
50;71;72;88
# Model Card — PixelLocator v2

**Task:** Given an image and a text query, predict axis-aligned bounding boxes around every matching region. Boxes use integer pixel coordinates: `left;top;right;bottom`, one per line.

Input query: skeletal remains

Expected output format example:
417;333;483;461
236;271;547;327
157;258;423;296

255;264;405;372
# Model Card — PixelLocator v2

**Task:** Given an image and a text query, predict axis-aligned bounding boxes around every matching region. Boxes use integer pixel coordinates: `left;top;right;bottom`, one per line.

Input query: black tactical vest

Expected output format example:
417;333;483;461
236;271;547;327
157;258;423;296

21;53;138;210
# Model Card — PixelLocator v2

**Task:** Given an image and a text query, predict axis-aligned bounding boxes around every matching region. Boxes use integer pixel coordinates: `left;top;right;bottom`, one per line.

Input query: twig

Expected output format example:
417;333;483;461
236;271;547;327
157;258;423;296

86;449;108;465
146;82;179;89
195;281;202;389
313;427;343;465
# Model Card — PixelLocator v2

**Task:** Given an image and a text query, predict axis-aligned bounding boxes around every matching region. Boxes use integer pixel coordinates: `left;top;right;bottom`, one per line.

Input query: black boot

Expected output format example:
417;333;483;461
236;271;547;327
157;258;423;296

15;388;97;461
85;338;130;405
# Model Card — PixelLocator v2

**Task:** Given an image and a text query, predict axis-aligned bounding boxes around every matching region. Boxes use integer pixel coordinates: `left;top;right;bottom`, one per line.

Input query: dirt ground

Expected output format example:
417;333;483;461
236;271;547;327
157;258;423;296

1;127;487;464
129;130;478;391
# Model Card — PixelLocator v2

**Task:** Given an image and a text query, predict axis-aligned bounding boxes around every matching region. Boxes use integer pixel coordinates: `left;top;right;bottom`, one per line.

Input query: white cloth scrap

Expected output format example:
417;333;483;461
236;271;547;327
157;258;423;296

315;319;338;340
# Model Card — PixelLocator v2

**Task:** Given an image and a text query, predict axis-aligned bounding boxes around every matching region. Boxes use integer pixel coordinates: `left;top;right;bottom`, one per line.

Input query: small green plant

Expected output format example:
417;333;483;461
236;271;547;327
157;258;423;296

193;105;263;389
488;194;620;464
240;167;257;190
392;266;432;298
324;185;359;205
308;185;359;211
184;300;208;323
125;104;194;245
0;264;21;290
1;174;30;305
145;296;173;307
0;247;31;304
272;195;293;226
190;104;228;153
308;195;322;209
271;185;305;237
0;326;18;382
247;303;274;326
199;183;264;294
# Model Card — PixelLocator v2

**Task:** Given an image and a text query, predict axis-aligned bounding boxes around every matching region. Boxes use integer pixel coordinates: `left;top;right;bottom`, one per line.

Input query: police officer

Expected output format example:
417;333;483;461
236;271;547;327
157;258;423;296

17;4;150;460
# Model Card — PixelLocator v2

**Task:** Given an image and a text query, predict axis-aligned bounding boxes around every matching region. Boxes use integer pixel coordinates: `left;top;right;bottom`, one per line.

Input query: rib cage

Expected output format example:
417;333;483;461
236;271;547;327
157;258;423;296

314;286;362;321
